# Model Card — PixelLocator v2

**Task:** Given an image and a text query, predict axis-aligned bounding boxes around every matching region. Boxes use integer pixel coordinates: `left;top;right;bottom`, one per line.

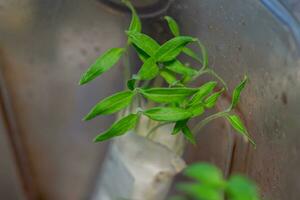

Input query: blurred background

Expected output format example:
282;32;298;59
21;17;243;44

1;0;300;199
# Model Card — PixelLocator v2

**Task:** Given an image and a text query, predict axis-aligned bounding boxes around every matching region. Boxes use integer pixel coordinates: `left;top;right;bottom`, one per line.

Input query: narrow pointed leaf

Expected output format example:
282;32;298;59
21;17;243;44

84;91;134;120
79;48;125;85
231;75;248;109
204;89;224;108
172;119;188;135
154;36;197;62
182;125;196;144
189;81;217;106
123;0;141;32
137;57;159;80
164;16;180;36
226;114;255;145
144;107;192;122
165;60;197;76
159;69;177;85
182;47;202;62
127;31;160;56
141;87;198;103
132;44;150;62
93;114;138;142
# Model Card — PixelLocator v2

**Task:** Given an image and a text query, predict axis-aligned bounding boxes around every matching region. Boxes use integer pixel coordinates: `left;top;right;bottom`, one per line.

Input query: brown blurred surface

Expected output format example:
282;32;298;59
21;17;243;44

1;0;300;200
0;0;126;199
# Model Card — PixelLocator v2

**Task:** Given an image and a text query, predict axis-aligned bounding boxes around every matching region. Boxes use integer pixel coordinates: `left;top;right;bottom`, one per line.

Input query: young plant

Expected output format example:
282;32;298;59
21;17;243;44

79;0;255;146
170;162;260;200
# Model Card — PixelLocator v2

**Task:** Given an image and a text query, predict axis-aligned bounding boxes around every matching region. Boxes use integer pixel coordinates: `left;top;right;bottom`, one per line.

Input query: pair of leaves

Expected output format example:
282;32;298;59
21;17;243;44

164;16;206;65
189;81;217;106
83;86;198;122
127;31;196;80
93;106;193;142
172;119;196;144
226;76;255;145
176;163;260;200
128;31;196;62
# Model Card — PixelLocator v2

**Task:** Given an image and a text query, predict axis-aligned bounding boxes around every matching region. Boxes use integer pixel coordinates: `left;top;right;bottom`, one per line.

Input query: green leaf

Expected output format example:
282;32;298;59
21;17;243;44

93;114;138;142
182;125;196;144
164;16;180;36
122;0;141;32
132;44;150;62
154;36;197;62
141;87;198;103
177;183;222;200
137;57;159;80
204;89;224;108
164;60;197;76
189;81;218;106
126;31;160;56
84;91;134;120
172;119;188;135
182;47;202;62
79;48;125;85
226;175;259;200
127;78;136;90
188;104;205;117
231;75;248;109
225;114;255;145
184;163;225;188
143;107;192;122
159;69;177;85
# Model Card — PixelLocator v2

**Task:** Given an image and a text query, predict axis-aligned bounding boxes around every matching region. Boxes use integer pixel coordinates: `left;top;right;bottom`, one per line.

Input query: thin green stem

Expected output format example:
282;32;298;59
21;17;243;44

196;39;208;70
192;110;229;134
206;69;228;90
123;46;131;88
146;122;172;139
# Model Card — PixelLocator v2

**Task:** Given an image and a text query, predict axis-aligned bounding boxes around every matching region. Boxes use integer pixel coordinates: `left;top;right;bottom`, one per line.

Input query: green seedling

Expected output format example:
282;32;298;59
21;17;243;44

79;0;255;146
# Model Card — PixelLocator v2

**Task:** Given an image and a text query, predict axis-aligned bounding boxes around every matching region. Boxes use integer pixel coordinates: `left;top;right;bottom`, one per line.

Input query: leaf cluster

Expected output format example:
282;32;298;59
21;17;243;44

79;0;254;146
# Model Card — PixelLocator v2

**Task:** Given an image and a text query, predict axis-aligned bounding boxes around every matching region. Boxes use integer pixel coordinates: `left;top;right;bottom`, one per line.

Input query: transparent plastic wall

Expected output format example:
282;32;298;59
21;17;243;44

0;0;300;199
165;0;300;199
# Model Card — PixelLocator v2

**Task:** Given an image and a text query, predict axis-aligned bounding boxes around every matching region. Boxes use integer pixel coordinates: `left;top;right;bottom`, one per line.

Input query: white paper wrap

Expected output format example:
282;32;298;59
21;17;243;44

92;117;186;200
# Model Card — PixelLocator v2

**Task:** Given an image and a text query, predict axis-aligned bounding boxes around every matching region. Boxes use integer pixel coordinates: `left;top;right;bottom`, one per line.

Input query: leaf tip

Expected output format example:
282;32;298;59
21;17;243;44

79;76;87;85
83;114;92;121
93;136;100;143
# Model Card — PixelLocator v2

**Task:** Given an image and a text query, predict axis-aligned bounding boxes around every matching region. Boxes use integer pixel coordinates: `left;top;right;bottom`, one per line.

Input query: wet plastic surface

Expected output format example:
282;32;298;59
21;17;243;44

0;0;300;199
